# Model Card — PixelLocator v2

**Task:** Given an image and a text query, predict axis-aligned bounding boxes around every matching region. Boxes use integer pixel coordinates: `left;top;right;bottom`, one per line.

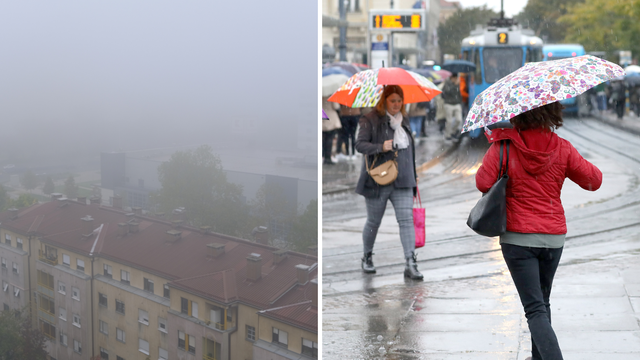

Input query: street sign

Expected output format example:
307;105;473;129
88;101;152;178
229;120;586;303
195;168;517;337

371;33;389;69
369;10;426;32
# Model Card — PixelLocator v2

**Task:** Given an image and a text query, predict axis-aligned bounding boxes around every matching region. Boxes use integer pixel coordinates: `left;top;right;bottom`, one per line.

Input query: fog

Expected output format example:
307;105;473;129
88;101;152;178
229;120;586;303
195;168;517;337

0;1;318;169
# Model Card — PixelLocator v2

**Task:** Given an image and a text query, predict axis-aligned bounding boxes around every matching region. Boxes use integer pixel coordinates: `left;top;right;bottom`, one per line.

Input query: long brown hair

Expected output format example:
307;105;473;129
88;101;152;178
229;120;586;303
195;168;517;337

375;85;407;117
510;101;564;131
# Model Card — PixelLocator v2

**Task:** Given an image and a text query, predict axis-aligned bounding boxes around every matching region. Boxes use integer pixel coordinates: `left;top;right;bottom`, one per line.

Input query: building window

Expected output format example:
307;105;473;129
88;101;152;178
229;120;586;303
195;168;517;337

39;295;55;316
62;254;70;266
302;338;318;358
100;347;109;360
71;287;80;301
58;281;66;294
180;297;198;317
104;264;112;278
99;320;108;335
16;238;22;250
99;293;108;307
73;339;82;354
72;313;81;328
59;307;66;321
4;234;10;245
138;338;149;355
13;286;19;298
246;325;256;341
37;270;54;290
163;284;170;298
158;317;167;333
138;309;149;325
1;258;5;268
2;281;8;292
116;328;126;343
76;259;84;272
12;263;18;275
120;270;130;285
159;348;168;360
143;278;154;293
59;332;67;346
178;331;194;353
116;299;125;315
40;319;56;339
203;338;221;359
272;328;288;346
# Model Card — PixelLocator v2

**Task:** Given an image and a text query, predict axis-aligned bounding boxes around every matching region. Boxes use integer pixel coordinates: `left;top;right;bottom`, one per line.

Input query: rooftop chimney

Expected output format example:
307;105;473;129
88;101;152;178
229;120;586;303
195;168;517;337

172;220;183;229
132;207;142;215
89;196;101;204
252;226;268;245
118;223;129;236
200;226;211;234
8;208;18;220
246;253;262;281
310;278;318;307
50;193;63;201
166;230;182;242
307;245;317;256
112;195;122;209
272;249;288;265
295;264;310;285
128;221;139;233
81;216;94;237
57;198;69;207
206;243;225;258
77;196;87;205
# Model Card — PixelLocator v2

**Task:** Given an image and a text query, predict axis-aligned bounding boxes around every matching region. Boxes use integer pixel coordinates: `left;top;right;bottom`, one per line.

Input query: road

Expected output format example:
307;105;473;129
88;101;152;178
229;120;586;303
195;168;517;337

322;117;640;359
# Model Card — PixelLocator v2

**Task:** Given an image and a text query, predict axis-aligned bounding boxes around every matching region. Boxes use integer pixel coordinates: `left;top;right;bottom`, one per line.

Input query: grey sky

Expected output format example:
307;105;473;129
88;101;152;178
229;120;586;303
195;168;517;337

456;0;526;17
0;1;318;167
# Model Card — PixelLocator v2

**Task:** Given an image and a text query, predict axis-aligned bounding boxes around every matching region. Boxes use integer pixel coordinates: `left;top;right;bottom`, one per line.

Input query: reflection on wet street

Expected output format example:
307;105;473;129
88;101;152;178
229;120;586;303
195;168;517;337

323;118;640;359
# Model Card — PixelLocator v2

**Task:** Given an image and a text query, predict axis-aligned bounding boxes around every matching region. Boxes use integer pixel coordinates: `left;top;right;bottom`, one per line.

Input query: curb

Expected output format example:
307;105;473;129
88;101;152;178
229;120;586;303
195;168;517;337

591;112;640;137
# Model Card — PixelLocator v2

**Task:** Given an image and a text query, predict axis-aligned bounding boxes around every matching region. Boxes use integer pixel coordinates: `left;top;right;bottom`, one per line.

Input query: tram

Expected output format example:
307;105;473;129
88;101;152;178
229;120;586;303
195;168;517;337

543;44;586;115
460;17;544;138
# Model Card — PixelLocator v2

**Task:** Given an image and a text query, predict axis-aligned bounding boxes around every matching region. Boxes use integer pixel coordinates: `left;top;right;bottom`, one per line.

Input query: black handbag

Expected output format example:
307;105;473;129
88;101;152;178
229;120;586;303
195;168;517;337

467;140;510;237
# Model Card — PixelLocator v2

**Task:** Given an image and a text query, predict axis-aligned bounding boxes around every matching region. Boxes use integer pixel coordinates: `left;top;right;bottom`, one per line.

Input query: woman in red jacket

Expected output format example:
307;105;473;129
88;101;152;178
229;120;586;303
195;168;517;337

475;102;602;360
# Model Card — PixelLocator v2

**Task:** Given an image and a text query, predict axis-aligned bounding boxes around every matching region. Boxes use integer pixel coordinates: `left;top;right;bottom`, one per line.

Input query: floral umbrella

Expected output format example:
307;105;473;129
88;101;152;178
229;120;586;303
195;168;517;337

328;67;441;108
463;55;625;133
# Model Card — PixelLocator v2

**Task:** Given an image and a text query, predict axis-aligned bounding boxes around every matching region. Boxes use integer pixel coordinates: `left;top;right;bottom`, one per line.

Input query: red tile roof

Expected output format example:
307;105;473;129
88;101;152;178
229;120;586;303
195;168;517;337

0;201;317;330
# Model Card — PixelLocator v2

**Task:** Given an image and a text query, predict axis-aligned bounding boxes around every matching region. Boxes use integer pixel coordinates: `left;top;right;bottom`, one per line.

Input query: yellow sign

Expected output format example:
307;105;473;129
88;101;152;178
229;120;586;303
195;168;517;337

498;32;509;44
371;14;422;30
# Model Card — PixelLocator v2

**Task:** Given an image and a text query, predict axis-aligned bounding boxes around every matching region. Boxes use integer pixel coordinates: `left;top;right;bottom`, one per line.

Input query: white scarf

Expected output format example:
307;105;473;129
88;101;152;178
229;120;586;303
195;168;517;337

387;111;409;149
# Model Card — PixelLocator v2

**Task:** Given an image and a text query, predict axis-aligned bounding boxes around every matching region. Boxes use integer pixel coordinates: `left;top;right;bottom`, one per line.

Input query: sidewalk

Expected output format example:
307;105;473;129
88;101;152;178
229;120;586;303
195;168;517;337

322;121;459;194
591;109;640;136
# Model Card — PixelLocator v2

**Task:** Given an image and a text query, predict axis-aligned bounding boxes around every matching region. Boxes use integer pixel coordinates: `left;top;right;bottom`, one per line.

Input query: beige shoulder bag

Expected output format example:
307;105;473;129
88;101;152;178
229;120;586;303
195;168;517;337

366;151;398;186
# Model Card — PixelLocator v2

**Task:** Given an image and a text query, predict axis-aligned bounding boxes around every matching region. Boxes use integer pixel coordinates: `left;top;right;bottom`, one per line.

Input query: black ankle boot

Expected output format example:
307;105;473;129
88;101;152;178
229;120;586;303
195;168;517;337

361;252;376;273
404;252;423;280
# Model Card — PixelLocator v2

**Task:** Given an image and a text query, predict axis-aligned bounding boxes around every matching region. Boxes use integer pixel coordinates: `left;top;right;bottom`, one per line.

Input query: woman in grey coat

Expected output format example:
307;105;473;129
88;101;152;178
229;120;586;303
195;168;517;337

355;85;423;280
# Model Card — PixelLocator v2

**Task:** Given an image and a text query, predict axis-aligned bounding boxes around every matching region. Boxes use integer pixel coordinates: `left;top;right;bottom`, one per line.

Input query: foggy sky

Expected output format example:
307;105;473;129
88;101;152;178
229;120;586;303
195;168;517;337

0;1;318;168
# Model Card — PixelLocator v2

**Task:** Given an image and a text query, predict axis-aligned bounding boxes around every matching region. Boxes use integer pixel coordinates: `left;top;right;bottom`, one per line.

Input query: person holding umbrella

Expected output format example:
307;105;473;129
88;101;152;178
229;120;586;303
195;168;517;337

465;55;620;359
328;67;441;280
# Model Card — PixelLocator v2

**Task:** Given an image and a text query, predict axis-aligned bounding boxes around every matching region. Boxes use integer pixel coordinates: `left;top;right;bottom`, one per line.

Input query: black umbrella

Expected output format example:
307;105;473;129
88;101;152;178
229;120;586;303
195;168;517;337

441;60;476;74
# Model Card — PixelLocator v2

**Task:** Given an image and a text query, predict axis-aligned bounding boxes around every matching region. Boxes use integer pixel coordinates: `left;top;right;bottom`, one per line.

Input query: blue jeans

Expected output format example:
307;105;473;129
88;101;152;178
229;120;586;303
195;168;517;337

501;244;564;360
597;94;607;111
409;116;422;137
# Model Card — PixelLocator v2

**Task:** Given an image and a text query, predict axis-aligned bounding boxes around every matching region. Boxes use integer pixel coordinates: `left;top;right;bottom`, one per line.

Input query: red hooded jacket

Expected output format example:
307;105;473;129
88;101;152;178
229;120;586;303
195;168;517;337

475;128;602;234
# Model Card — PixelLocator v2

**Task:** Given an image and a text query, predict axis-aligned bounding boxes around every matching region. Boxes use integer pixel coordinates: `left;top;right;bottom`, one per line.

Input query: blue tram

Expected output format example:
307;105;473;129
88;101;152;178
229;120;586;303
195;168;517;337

542;44;586;114
460;18;544;138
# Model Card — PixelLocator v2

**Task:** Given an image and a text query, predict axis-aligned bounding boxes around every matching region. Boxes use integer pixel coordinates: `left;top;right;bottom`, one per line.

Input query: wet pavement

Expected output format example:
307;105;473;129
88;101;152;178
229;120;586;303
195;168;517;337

322;117;640;359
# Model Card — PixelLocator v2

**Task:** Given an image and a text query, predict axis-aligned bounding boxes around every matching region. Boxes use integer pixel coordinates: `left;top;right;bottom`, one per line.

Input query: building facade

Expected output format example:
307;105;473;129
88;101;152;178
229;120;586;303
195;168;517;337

0;198;317;360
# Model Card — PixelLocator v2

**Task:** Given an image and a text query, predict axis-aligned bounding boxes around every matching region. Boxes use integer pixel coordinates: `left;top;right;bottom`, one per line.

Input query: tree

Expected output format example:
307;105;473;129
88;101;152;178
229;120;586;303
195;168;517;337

19;170;38;192
0;308;48;360
558;0;640;60
157;145;248;237
437;6;498;57
246;182;297;244
42;176;55;195
64;175;78;199
515;0;585;44
8;194;39;209
0;185;8;212
288;199;317;252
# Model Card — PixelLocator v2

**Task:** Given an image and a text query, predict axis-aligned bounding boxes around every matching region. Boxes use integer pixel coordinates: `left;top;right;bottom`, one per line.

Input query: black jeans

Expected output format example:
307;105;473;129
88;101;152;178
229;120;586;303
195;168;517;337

337;116;358;155
501;244;564;360
322;130;336;163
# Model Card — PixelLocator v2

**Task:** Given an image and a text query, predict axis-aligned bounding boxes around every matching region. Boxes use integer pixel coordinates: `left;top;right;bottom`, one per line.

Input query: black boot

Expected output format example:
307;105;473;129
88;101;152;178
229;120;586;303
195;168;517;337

404;252;423;280
361;252;376;274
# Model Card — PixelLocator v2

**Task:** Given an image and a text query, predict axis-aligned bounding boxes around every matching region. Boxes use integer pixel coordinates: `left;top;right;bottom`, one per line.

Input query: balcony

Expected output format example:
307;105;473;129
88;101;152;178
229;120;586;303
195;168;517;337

38;250;58;266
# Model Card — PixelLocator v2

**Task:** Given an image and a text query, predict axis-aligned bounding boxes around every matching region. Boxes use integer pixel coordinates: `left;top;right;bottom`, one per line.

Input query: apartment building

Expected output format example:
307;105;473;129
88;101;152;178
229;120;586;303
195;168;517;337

0;198;317;360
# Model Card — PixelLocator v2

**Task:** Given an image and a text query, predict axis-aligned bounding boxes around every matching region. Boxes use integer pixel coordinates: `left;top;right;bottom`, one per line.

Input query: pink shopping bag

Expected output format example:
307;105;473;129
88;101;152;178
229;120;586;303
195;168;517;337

414;187;425;248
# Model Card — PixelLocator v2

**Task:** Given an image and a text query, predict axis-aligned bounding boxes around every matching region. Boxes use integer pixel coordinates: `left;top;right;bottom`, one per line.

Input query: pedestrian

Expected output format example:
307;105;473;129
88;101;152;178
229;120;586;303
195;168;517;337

408;101;428;139
441;72;463;140
355;85;423;280
434;82;447;133
594;81;607;113
322;96;341;165
336;105;361;160
628;83;639;116
609;79;626;119
475;102;602;360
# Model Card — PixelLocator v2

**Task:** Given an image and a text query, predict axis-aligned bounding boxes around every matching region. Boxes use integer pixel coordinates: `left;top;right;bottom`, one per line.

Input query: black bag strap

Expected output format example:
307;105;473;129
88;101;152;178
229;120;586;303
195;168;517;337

497;140;510;180
366;151;397;173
